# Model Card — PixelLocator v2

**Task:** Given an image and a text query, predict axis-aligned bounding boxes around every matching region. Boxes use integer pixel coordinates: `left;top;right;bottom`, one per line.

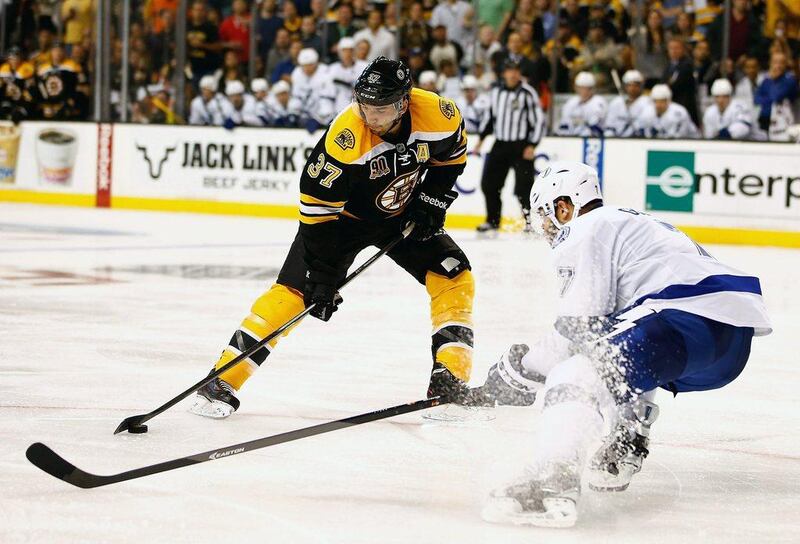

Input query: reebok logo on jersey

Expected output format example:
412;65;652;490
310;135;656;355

419;192;449;209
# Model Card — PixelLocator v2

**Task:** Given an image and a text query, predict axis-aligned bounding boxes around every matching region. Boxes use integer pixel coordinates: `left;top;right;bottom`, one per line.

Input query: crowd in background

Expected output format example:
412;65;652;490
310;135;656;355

1;0;799;140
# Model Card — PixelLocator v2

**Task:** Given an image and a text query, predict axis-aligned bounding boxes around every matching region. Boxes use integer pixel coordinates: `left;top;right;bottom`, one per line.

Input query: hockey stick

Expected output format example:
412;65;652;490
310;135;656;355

114;225;414;435
28;396;448;488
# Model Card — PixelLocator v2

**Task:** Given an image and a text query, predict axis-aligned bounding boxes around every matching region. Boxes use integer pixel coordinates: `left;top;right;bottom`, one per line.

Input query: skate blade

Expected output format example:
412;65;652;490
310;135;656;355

586;466;635;492
587;479;630;493
482;497;577;528
189;395;235;419
422;404;495;424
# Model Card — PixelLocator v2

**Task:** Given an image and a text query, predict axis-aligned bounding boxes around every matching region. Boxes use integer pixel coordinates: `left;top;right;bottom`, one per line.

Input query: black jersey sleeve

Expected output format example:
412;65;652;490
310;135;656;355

298;136;353;278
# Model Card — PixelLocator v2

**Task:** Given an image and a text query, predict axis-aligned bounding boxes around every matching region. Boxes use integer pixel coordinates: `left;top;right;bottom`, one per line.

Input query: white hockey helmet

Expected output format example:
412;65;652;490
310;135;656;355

251;78;268;94
622;69;643;84
271;80;290;95
460;74;479;90
574;71;596;88
225;80;245;96
419;70;438;86
531;161;603;235
710;78;733;97
650;84;672;101
199;75;217;91
298;48;319;66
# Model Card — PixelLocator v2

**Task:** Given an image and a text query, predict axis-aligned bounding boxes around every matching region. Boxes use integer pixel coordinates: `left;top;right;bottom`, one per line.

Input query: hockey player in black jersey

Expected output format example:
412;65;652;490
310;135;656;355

192;57;475;418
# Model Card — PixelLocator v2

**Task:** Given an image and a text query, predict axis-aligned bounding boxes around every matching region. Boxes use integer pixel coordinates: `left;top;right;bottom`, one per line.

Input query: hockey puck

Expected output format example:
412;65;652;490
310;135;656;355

129;424;148;434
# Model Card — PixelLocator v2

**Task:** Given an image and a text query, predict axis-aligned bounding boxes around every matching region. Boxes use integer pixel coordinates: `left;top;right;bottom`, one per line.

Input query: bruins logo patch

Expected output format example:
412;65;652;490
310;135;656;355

439;99;455;120
333;128;356;150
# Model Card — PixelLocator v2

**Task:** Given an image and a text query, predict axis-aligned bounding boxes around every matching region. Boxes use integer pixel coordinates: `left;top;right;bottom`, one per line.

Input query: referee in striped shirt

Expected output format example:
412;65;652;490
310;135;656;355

474;58;546;233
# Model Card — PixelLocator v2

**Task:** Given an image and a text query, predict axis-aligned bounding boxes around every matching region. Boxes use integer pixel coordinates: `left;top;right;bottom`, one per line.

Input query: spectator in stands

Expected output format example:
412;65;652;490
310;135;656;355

353;9;397;60
755;50;798;140
478;0;516;35
266;28;291;81
703;78;757;140
145;0;179;35
498;0;543;44
693;39;719;94
218;50;247;87
455;74;489;134
37;41;84;120
429;24;462;72
574;20;622;93
328;37;368;113
291;48;335;132
669;11;703;46
418;70;439;92
300;16;325;59
354;39;371;61
544;18;582;92
323;3;357;62
149;8;177;74
189;74;224;125
281;0;302;35
264;80;299;127
693;0;724;35
556;71;607;136
493;32;537;84
30;27;55;68
658;0;685;29
61;0;95;53
765;0;800;55
663;37;700;124
351;0;370;29
187;0;222;88
630;9;668;88
639;83;700;138
604;69;653;137
271;39;303;83
472;25;503;75
430;0;474;53
707;0;765;62
437;58;462;100
734;55;764;104
220;79;258;128
256;0;284;61
399;2;431;58
588;1;621;43
560;0;589;40
407;47;433;82
219;0;251;67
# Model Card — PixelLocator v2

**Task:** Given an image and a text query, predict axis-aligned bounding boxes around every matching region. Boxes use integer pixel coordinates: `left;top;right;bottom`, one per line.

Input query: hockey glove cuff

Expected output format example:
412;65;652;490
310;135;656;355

304;269;343;322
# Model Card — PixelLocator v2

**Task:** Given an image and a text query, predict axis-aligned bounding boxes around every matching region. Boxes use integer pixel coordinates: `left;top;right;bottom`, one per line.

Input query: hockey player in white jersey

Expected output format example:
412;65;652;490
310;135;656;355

240;78;270;127
219;80;259;129
477;161;771;528
327;37;369;113
556;72;607;137
455;75;489;134
189;75;224;126
702;78;755;140
291;48;336;132
603;70;653;137
639;84;699;138
264;80;299;127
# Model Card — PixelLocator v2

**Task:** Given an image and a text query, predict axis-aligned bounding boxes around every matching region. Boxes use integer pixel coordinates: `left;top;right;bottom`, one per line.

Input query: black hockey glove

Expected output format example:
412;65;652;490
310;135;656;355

303;269;343;322
404;189;458;241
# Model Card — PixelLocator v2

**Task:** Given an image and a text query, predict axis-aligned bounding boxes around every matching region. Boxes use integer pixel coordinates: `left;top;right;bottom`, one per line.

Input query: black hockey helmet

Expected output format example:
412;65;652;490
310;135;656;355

353;56;412;106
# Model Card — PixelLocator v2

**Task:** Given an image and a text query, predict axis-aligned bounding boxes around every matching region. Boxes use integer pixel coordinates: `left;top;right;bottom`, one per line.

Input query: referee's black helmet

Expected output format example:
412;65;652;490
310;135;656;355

354;57;412;106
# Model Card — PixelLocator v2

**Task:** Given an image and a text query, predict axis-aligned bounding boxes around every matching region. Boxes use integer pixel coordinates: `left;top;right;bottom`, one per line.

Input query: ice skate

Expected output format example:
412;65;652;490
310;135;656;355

482;462;580;528
587;398;659;492
190;370;241;419
422;363;494;423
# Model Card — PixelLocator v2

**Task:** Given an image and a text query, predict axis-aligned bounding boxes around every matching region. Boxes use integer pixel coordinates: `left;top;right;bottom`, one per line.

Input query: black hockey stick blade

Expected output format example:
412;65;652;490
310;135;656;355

113;225;413;435
31;395;447;488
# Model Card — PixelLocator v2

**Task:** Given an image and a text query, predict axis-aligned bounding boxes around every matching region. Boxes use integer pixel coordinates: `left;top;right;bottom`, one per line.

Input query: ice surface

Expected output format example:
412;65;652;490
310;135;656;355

1;203;798;543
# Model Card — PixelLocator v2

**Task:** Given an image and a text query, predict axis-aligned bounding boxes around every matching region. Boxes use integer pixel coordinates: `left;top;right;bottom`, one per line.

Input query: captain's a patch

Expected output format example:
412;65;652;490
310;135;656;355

334;128;356;150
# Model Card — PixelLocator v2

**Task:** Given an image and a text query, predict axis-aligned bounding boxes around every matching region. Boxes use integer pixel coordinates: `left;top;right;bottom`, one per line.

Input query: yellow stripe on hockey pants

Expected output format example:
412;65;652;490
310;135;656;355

426;270;475;382
215;283;306;389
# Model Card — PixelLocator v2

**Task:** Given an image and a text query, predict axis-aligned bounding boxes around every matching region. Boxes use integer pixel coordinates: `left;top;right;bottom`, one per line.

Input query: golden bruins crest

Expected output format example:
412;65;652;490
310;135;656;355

333;128;355;151
439;99;455;120
376;171;420;212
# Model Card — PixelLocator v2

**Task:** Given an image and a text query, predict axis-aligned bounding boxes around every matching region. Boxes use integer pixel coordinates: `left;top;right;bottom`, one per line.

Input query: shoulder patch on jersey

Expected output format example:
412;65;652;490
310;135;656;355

439;98;456;120
552;226;570;248
333;128;356;151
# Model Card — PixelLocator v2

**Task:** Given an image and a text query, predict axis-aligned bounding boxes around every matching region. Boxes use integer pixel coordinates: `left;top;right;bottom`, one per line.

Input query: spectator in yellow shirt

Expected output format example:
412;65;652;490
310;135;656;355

61;0;95;48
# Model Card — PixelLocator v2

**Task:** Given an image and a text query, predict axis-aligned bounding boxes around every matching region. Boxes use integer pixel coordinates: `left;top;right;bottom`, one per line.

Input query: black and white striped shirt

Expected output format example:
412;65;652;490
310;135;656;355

478;82;545;145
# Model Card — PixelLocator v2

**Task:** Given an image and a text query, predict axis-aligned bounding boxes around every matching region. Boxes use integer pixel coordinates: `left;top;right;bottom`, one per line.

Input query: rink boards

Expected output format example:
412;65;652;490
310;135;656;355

1;120;799;247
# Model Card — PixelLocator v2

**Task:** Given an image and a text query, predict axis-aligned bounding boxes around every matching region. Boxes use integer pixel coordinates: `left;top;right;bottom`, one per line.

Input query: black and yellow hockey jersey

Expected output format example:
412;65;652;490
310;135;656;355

36;59;82;119
0;61;35;112
298;87;467;274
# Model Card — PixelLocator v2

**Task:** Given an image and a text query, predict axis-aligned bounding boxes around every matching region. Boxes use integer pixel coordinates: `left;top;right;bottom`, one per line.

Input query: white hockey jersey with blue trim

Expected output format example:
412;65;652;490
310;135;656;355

550;206;772;335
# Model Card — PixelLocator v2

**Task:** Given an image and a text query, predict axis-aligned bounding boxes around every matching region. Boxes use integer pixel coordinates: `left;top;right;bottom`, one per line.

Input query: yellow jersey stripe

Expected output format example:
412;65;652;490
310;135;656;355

299;214;339;225
300;193;346;207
